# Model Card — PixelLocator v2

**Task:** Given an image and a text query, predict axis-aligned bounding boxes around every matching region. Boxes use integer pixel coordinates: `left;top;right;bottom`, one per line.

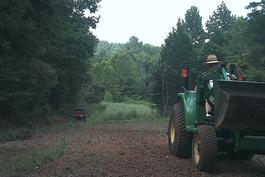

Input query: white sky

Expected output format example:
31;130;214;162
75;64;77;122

92;0;256;46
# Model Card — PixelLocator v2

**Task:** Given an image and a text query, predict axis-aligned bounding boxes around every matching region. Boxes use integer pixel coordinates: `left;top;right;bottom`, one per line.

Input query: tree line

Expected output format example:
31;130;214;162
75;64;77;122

1;0;264;127
152;1;265;115
92;37;160;102
0;0;103;127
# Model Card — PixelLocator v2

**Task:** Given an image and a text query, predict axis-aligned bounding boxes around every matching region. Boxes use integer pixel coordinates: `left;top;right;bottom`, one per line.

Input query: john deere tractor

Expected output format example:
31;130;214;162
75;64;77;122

168;62;265;172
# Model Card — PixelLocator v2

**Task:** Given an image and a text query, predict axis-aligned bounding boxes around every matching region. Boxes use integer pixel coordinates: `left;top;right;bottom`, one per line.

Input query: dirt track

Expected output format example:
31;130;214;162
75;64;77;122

2;122;265;177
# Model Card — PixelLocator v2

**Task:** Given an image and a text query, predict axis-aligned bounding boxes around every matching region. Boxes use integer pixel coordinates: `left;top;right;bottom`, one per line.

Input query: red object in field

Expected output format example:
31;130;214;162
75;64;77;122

237;73;244;81
74;111;85;117
73;108;86;121
181;68;188;78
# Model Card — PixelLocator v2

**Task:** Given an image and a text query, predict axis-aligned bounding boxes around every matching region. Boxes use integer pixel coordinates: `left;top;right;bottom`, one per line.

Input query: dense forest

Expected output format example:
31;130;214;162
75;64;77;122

0;0;265;128
0;0;102;127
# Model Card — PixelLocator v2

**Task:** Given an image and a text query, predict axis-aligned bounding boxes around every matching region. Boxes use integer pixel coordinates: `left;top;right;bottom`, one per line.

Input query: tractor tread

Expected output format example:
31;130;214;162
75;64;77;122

192;125;217;172
168;103;192;158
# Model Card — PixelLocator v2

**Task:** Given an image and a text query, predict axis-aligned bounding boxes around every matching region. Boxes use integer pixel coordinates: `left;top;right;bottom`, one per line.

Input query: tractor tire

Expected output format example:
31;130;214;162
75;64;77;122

168;103;192;158
192;125;217;172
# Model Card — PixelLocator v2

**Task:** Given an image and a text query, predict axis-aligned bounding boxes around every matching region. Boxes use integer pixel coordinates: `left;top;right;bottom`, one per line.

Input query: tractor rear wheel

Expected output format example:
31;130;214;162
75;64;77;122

192;125;217;172
168;103;192;158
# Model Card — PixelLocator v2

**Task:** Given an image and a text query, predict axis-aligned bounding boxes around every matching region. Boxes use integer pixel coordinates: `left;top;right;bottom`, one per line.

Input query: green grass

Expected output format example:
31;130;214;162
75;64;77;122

0;139;67;177
0;127;33;143
88;102;165;123
0;120;88;143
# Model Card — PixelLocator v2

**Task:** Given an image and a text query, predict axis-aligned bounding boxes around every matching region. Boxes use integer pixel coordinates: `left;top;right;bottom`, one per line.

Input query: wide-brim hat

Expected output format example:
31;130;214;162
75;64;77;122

206;54;220;64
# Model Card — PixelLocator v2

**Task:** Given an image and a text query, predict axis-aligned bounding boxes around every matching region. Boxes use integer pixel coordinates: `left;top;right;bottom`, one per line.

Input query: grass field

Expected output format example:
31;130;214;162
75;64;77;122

87;102;165;123
0;139;66;177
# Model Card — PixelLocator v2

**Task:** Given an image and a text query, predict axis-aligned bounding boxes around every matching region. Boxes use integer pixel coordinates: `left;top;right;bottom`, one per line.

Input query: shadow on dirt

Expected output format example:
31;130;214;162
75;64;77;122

211;154;265;177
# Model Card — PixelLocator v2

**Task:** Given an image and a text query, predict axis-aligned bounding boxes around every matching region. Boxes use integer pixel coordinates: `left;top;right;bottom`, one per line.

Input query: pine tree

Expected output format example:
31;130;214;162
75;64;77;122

245;0;265;81
205;1;234;61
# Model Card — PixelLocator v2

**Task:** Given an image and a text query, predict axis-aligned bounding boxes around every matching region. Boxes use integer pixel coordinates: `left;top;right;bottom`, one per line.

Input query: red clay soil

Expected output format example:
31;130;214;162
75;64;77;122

3;122;265;177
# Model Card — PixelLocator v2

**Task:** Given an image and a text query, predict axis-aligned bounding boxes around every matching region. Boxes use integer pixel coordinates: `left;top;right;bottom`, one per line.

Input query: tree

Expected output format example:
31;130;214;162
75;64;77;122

224;17;248;66
185;6;205;46
153;19;193;115
245;0;265;81
125;36;143;55
0;0;101;126
206;1;234;44
92;38;160;102
205;1;234;61
185;6;206;81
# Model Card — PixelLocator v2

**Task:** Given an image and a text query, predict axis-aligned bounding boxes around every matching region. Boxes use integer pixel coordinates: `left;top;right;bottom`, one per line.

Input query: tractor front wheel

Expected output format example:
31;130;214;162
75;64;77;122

192;125;217;172
168;103;192;158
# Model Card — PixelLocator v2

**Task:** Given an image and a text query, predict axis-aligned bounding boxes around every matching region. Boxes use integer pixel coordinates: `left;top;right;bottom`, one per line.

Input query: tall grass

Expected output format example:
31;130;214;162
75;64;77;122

0;120;86;142
89;102;162;122
0;102;163;142
0;139;66;177
0;127;33;142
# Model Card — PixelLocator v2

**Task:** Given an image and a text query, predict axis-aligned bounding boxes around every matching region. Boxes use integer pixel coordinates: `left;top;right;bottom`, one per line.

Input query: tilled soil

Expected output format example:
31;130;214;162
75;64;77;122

2;122;265;177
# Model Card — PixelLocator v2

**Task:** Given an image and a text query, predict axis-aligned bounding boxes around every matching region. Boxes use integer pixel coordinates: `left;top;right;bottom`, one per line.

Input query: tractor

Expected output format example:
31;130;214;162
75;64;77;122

168;58;265;172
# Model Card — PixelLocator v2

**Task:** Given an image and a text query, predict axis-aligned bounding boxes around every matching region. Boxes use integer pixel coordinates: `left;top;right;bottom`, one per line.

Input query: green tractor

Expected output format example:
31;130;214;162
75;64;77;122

168;59;265;172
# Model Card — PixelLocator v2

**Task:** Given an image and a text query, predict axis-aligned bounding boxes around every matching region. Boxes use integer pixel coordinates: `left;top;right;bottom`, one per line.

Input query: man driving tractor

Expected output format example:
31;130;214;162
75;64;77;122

204;54;239;115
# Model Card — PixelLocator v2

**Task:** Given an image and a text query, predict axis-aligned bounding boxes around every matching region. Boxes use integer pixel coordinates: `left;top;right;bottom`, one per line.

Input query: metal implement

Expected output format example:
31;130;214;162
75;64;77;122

168;63;265;172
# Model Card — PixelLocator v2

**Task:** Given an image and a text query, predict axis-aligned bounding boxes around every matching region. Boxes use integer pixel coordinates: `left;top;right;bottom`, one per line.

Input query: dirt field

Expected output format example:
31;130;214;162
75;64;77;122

2;122;265;177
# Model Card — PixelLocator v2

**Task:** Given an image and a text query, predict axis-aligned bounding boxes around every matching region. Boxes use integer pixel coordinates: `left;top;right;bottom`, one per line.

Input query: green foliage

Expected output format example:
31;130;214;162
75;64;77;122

76;72;105;106
152;18;195;115
0;0;102;126
153;1;265;115
0;117;88;142
204;1;234;61
185;6;206;82
0;139;66;177
0;127;32;142
93;37;160;102
245;0;265;81
224;17;248;66
103;91;114;102
89;102;158;122
93;41;124;63
206;2;234;45
219;0;265;81
1;0;265;130
185;6;205;46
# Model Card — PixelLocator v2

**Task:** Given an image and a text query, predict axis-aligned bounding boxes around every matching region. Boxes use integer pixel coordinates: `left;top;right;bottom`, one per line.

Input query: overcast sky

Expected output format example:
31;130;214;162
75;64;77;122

92;0;256;46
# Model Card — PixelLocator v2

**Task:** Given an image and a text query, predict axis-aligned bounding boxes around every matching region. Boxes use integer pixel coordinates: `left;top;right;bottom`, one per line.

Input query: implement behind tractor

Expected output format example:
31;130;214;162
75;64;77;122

168;61;265;172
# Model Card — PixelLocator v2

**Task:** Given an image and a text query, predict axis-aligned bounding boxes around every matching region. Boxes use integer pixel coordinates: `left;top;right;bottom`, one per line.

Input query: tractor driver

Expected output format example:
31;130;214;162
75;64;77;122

203;55;238;115
205;54;220;115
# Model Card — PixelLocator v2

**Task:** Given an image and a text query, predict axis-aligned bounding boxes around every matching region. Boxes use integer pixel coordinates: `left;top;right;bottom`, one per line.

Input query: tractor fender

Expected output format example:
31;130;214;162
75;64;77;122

176;92;197;133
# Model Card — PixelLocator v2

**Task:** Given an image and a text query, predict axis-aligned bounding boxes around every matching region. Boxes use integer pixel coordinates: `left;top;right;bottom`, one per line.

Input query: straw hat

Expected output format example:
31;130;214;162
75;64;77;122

206;54;220;64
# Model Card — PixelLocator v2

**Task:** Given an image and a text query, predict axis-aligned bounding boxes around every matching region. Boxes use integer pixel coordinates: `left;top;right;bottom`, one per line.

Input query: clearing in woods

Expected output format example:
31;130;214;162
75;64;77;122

1;122;265;177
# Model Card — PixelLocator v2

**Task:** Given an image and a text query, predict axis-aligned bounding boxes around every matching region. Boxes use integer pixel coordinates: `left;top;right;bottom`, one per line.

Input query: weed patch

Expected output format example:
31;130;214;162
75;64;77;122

0;139;66;177
88;102;163;123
